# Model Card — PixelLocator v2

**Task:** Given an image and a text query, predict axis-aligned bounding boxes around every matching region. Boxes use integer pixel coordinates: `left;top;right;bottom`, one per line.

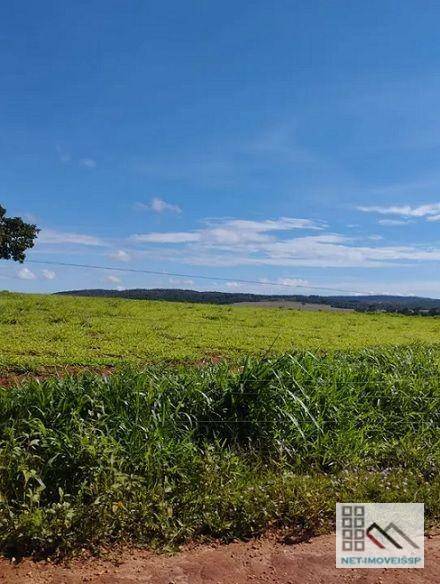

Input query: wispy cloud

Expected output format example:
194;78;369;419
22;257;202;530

56;145;71;164
200;222;326;245
276;277;309;287
132;217;323;246
224;277;309;293
129;214;440;269
108;249;132;262
56;146;96;169
79;158;97;169
378;219;410;226
134;197;182;214
14;267;55;281
358;202;440;219
42;269;56;280
134;232;200;243
248;122;314;164
105;275;122;284
17;267;36;280
133;120;330;191
37;229;105;246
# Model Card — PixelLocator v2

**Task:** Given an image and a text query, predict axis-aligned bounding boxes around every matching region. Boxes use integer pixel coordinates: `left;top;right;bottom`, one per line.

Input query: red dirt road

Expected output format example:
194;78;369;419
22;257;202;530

0;533;438;584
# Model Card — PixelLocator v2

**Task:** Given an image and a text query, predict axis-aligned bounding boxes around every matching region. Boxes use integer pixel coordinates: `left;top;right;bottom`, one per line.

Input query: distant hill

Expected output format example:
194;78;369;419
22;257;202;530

55;288;440;315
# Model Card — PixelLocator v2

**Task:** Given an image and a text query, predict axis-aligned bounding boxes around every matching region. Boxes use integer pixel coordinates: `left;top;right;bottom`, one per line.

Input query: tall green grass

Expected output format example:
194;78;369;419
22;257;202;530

0;346;439;556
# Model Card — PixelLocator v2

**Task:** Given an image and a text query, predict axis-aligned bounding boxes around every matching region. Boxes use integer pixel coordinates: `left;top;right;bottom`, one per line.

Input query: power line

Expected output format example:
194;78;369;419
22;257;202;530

26;258;376;296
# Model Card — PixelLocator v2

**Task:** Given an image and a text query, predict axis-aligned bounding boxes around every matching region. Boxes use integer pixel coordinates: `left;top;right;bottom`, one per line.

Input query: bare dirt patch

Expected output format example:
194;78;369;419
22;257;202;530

0;532;438;583
0;366;115;388
0;357;227;388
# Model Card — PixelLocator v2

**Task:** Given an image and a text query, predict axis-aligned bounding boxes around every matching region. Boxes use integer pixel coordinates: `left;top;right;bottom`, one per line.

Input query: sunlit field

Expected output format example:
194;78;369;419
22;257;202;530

1;292;439;371
1;292;439;556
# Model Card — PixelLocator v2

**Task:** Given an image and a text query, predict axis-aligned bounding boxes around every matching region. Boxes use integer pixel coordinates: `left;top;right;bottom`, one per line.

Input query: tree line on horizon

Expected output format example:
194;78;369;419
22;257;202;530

56;287;440;316
1;204;439;316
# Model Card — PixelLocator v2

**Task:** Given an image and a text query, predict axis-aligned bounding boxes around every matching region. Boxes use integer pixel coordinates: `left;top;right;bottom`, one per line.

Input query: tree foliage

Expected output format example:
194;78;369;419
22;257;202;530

0;205;39;262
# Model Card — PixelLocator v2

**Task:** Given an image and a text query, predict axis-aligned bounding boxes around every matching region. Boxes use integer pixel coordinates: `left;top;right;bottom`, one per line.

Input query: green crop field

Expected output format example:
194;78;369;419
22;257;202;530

0;346;439;556
1;292;439;371
0;292;439;557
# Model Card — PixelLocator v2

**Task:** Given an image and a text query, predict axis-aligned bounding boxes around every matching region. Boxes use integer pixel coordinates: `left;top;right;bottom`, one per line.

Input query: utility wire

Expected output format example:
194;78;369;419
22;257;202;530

26;258;377;296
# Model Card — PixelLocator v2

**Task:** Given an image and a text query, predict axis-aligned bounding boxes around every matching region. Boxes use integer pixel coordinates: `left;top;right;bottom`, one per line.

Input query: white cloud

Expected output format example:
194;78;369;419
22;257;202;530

328;279;440;298
202;226;269;244
135;197;182;214
105;275;122;284
132;226;440;269
358;202;440;219
258;235;440;267
219;217;322;232
224;277;309;293
225;278;308;294
132;216;322;246
56;147;96;168
133;232;200;243
79;158;97;169
128;212;440;271
17;267;36;280
42;269;56;280
108;249;132;262
202;218;322;244
427;214;440;222
38;229;105;246
277;278;309;287
378;219;409;226
56;145;71;164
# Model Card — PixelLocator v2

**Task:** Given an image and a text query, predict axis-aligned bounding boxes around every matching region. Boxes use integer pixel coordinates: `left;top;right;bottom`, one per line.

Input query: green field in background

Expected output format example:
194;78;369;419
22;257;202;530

1;292;439;369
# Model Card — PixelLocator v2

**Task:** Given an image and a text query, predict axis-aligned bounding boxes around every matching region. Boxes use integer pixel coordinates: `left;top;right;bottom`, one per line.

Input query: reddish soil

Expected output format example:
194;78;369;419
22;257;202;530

0;367;115;389
0;532;438;584
0;358;227;388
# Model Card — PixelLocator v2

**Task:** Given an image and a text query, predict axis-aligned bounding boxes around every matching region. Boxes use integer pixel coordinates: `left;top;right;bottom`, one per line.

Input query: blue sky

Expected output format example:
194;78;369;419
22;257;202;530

1;0;440;297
